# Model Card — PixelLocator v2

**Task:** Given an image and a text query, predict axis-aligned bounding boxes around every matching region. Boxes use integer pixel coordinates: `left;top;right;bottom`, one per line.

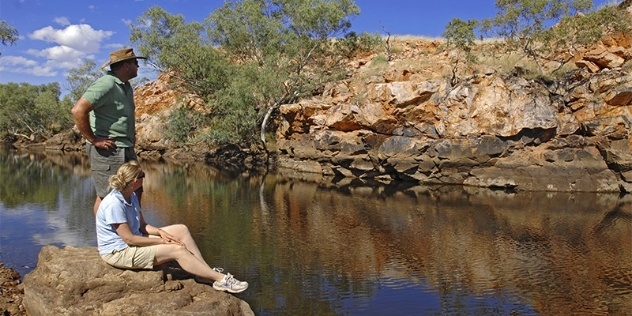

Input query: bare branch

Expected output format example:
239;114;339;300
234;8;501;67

380;22;393;61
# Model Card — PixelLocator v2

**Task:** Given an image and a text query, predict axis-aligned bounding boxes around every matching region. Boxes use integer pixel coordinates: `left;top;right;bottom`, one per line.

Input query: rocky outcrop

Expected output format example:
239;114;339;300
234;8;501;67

576;46;630;73
22;246;254;316
269;7;632;192
275;46;632;192
133;72;201;155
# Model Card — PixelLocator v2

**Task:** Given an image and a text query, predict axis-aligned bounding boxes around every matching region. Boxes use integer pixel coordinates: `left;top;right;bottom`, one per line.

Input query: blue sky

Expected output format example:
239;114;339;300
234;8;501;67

0;0;621;90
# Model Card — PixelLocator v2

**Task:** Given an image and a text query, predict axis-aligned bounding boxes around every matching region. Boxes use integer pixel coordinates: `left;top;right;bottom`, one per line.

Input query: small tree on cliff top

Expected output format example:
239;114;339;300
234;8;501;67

443;18;478;86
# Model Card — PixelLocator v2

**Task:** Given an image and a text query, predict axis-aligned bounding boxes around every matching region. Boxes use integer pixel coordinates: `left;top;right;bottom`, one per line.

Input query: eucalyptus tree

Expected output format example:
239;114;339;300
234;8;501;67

65;59;103;104
130;0;374;147
0;82;72;140
130;6;237;143
443;18;478;58
0;20;18;55
206;0;362;146
443;18;478;86
130;7;230;98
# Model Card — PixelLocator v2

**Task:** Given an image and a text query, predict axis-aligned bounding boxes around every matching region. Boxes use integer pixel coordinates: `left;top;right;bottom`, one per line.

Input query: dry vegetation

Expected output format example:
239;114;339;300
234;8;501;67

349;27;627;88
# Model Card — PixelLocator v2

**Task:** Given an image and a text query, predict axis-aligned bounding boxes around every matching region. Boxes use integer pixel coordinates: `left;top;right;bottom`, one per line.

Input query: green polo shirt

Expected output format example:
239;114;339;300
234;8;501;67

82;72;136;148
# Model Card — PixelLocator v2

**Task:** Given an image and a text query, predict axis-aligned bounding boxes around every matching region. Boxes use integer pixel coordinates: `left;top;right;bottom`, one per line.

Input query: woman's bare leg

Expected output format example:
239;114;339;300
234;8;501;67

154;233;249;293
159;224;209;267
154;243;224;281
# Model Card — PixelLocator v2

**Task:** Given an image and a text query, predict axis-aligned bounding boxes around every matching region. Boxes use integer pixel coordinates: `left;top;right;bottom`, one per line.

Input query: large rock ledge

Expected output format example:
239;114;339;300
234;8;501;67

22;245;254;316
273;65;632;193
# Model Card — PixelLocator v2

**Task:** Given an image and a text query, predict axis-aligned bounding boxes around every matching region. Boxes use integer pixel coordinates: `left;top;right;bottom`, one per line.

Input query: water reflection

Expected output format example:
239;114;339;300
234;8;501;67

0;146;630;315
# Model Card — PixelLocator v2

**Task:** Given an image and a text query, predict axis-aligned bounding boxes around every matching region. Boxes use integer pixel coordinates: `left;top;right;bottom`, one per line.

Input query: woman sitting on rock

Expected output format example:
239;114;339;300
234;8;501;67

95;160;247;293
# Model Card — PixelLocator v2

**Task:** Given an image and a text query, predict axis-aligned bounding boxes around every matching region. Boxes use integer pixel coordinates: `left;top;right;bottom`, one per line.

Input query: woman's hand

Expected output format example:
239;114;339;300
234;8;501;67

157;229;183;246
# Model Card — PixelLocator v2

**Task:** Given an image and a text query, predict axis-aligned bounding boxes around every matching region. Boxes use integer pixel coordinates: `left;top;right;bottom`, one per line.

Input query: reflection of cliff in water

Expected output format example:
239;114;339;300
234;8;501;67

3;146;630;315
255;178;632;315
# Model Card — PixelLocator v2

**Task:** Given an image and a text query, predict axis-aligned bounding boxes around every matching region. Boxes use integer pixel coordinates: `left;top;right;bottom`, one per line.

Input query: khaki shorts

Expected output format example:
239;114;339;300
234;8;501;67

101;245;157;270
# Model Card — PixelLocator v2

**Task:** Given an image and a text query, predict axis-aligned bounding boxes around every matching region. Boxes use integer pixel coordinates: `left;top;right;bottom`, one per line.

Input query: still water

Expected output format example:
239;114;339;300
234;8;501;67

0;146;631;316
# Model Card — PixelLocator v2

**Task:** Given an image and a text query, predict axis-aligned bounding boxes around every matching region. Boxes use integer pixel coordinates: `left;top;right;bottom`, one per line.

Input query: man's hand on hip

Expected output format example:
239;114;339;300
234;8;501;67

93;136;115;149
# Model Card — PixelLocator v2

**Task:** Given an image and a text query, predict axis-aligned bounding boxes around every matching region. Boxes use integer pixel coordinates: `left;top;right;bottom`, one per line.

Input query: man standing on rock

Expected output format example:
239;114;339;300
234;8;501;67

71;48;146;215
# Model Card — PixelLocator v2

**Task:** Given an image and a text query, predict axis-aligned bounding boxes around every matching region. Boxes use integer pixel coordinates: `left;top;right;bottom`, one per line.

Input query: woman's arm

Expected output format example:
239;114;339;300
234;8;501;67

137;211;183;245
113;222;166;247
138;211;160;236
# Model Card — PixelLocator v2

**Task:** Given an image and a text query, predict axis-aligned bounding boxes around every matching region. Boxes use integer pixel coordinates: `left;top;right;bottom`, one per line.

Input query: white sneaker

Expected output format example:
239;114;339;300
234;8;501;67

213;273;248;293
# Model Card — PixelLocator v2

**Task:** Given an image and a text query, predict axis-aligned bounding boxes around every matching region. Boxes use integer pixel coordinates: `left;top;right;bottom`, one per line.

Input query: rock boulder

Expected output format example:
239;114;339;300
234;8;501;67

23;245;254;316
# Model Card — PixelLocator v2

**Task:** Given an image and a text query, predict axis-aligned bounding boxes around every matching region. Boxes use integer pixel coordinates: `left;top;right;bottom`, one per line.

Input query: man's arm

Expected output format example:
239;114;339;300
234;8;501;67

71;97;114;149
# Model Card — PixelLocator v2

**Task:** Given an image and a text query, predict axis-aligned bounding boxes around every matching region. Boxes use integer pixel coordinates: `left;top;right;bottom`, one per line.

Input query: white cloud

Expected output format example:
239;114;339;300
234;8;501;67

104;43;126;49
0;63;57;77
54;17;71;26
26;46;86;62
28;24;114;54
0;55;38;67
44;57;91;70
20;46;98;76
5;26;107;78
27;66;58;77
4;23;116;79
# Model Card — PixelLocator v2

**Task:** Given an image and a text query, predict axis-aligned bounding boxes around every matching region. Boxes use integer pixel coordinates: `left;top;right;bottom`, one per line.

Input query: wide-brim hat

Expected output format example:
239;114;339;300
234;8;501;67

100;48;147;69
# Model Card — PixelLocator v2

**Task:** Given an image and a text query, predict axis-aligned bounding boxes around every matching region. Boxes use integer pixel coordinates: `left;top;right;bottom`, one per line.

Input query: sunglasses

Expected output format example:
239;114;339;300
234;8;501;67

136;171;145;179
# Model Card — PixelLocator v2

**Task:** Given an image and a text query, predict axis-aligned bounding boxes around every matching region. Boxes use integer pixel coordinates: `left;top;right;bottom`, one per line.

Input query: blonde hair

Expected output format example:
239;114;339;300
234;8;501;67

109;160;143;191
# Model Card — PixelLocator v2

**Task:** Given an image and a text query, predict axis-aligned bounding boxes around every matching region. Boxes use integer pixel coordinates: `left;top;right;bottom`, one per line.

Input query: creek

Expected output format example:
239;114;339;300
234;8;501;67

0;145;630;315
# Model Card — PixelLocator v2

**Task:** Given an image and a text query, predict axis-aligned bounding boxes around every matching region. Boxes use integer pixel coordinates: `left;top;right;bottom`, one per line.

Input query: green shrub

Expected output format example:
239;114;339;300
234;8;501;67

165;107;208;143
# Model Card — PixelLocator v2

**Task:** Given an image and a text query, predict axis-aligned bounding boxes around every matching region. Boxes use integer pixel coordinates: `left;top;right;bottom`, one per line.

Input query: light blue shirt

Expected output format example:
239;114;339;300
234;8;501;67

96;189;142;255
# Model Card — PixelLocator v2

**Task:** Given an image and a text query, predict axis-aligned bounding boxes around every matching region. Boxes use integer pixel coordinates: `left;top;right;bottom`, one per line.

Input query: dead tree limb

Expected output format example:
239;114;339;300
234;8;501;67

380;22;393;61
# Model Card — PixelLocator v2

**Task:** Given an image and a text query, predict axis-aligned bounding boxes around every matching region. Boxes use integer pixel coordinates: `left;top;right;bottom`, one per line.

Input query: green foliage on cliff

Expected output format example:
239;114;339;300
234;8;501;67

444;0;632;74
129;0;379;145
539;4;632;51
0;82;73;140
164;106;209;143
443;18;479;63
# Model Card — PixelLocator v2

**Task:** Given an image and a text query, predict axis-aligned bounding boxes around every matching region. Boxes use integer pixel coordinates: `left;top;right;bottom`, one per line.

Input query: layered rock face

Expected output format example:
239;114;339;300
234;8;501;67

124;41;632;193
275;44;632;192
39;9;631;193
22;246;253;316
